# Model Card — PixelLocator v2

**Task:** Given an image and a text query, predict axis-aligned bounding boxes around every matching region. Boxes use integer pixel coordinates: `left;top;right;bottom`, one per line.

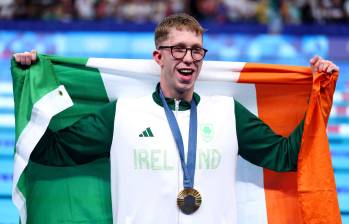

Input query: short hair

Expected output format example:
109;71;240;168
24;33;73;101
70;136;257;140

154;13;205;48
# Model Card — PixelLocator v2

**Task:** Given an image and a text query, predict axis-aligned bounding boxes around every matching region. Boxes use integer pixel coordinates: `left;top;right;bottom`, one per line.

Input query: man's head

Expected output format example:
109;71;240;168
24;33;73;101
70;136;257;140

154;13;205;49
153;13;207;102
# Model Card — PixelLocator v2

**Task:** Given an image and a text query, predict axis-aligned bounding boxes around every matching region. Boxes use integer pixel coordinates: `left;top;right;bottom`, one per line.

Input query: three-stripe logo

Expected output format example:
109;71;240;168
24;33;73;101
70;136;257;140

139;127;154;137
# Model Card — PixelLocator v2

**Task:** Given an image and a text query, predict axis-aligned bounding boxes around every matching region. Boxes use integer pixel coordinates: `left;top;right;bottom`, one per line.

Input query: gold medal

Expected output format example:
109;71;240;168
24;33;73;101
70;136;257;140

177;188;202;215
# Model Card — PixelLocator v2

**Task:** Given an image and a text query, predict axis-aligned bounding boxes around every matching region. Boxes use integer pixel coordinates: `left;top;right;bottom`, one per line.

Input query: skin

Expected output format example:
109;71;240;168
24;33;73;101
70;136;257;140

14;34;340;102
153;28;204;102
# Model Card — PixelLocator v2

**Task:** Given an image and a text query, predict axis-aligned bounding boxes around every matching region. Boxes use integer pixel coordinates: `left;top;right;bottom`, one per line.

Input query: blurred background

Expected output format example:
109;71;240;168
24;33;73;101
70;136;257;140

0;0;349;223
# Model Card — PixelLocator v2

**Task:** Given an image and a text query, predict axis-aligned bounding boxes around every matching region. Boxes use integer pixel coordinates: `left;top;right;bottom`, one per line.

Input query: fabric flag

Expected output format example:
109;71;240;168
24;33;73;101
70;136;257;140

11;54;341;224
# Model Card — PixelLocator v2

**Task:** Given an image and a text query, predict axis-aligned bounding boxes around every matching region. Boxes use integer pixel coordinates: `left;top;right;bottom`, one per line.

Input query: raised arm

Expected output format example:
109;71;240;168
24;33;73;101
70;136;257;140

236;56;339;171
30;101;116;166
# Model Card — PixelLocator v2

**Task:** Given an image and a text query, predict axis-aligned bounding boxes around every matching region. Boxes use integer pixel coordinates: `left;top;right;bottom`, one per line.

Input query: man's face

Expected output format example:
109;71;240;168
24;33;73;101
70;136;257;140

153;28;204;100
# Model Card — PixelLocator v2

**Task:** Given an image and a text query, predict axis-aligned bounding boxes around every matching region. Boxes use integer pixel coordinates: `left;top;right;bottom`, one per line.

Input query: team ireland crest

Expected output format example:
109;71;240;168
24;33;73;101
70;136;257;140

200;123;214;142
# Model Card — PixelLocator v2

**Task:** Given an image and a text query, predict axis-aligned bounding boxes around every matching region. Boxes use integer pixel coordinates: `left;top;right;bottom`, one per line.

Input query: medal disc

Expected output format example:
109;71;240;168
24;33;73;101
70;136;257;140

177;188;202;215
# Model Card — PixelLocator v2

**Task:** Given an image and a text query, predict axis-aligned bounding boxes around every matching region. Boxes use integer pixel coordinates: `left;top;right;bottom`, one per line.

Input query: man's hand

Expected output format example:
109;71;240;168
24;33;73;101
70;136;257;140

310;55;339;74
13;50;37;66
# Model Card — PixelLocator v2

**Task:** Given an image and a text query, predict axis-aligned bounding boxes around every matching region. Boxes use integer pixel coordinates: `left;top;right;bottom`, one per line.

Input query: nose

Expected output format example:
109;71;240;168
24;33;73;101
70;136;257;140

182;49;194;64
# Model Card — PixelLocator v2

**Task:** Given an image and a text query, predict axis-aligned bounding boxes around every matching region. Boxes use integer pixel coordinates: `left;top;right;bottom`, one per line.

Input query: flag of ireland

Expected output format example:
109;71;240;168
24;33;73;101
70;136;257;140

11;54;341;224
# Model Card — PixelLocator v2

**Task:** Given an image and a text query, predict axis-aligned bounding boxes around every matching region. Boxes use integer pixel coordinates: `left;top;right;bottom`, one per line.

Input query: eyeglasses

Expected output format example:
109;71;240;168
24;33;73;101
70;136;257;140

158;45;208;62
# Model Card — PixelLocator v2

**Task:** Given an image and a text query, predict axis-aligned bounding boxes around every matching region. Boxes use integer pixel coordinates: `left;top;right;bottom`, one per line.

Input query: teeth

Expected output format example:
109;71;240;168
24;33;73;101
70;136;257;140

178;69;193;74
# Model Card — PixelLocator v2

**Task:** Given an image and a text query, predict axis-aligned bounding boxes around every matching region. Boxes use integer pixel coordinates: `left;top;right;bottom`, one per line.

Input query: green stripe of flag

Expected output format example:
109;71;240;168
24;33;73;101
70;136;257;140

11;54;113;224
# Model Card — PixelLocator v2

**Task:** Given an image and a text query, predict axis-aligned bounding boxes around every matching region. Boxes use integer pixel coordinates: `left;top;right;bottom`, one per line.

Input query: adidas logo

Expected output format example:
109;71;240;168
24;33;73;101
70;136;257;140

139;127;154;137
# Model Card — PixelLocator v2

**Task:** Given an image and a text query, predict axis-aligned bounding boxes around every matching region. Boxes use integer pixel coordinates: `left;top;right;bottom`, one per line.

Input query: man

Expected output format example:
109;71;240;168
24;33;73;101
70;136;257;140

14;13;339;224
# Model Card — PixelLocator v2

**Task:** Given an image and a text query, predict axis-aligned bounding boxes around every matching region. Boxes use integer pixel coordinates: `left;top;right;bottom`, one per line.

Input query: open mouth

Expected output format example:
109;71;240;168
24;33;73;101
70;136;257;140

177;68;194;76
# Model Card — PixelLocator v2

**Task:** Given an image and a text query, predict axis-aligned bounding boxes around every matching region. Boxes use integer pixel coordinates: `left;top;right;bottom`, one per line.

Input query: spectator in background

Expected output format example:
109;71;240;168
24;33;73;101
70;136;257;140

255;0;268;23
75;0;95;20
345;0;349;17
95;0;116;20
280;0;302;24
167;0;186;16
116;0;183;23
1;0;348;24
298;0;348;23
268;0;282;33
0;0;15;19
42;0;76;21
116;0;155;23
190;0;228;23
224;0;258;22
319;0;346;23
299;0;316;23
12;0;28;19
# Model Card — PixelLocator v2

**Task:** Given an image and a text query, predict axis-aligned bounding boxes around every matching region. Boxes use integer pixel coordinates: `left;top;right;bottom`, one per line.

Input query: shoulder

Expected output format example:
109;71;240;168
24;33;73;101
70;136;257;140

199;95;235;104
198;95;235;114
117;94;157;112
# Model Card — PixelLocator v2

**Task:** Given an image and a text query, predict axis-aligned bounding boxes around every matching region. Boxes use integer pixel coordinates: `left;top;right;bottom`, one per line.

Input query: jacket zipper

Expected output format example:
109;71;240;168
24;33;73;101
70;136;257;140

174;99;180;113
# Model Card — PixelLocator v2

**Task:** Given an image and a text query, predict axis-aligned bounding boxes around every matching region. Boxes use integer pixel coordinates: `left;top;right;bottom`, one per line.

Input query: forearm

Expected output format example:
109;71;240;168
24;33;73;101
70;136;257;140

30;101;116;166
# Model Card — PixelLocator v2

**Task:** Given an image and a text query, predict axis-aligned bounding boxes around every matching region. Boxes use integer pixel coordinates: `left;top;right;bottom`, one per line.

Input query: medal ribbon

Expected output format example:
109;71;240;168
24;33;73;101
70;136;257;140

159;89;197;189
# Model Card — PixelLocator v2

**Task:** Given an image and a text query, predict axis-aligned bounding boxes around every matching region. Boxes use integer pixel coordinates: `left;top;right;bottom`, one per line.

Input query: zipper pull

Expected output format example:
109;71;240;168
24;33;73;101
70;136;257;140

175;99;180;112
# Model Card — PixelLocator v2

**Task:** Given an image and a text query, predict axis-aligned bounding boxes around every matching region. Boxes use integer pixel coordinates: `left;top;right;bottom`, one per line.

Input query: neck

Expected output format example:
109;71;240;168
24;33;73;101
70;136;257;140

160;85;193;102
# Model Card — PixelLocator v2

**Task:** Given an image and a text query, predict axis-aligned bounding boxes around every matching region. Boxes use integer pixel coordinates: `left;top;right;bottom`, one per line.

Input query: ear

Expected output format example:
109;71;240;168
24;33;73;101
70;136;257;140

153;50;163;67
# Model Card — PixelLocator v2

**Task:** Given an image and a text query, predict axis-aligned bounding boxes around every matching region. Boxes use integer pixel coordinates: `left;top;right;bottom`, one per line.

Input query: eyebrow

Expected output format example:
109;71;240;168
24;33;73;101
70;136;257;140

173;42;203;48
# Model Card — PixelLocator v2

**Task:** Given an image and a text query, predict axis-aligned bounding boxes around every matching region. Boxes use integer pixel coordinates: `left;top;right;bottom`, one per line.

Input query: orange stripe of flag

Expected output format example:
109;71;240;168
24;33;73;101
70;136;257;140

238;63;341;223
256;83;309;224
298;71;341;224
238;63;311;85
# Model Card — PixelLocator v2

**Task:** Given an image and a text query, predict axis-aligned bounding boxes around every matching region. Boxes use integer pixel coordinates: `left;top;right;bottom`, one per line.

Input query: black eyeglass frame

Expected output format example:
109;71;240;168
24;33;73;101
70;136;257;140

158;45;208;62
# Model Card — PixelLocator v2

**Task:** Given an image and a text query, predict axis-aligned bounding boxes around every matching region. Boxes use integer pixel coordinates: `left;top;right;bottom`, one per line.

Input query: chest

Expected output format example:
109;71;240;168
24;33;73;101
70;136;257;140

113;95;238;171
109;95;240;223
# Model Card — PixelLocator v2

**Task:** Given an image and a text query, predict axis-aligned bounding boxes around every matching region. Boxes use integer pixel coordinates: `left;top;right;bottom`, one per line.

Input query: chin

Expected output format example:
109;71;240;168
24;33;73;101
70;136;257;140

176;82;194;93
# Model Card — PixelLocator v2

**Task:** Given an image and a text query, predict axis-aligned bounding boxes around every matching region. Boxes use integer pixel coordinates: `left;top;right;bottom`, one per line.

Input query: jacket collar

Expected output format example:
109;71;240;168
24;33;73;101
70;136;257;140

152;83;200;111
